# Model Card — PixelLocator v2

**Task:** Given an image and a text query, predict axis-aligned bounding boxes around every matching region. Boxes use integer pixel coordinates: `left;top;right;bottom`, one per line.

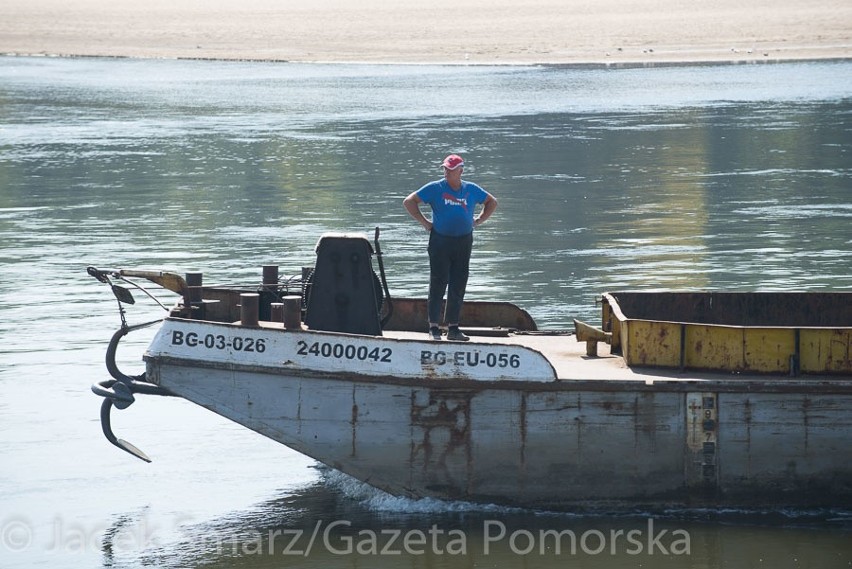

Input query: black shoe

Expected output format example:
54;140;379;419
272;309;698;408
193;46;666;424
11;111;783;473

429;326;442;341
446;327;469;342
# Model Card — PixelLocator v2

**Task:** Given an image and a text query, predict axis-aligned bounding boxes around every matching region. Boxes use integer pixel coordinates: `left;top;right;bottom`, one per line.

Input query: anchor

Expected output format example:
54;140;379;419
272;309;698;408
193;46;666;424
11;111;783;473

88;267;176;462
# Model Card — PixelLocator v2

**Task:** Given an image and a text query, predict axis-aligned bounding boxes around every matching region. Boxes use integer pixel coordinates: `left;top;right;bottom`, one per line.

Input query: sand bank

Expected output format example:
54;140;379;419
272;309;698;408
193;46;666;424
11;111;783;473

1;0;849;65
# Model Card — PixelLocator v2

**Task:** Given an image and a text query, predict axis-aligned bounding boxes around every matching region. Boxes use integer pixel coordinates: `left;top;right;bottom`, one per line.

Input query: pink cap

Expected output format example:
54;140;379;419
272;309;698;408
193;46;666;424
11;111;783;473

441;154;464;170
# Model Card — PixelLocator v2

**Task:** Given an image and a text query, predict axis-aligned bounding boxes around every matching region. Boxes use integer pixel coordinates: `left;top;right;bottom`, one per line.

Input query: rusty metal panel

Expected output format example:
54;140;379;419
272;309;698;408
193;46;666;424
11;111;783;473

605;292;852;374
384;297;538;332
607;291;852;327
610;316;623;353
685;325;743;371
602;297;622;352
800;328;852;373
743;328;796;374
623;320;681;368
619;317;630;361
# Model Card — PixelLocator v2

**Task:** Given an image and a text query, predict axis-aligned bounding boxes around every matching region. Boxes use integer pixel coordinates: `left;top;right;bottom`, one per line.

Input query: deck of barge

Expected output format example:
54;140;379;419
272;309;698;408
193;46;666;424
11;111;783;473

384;329;852;387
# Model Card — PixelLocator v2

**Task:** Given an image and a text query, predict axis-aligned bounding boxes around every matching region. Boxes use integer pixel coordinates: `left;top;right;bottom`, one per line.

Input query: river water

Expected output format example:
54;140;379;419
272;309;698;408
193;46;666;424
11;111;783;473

0;56;850;568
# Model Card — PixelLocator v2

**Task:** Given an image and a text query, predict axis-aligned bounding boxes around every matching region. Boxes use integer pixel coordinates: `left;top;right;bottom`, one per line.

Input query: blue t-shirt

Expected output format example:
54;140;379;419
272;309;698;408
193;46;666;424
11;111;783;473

416;180;488;237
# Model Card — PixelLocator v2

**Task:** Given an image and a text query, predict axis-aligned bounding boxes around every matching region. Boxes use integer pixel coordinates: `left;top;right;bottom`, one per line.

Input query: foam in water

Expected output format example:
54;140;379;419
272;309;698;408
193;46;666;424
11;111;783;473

319;468;524;515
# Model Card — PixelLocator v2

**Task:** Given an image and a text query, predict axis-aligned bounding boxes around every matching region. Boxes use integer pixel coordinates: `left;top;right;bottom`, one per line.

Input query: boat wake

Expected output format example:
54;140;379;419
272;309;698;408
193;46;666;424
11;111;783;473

319;467;852;528
319;468;526;515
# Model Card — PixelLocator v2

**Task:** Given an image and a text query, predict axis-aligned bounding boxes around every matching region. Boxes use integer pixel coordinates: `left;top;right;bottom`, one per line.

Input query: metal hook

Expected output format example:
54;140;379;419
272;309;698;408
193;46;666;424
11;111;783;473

99;398;151;463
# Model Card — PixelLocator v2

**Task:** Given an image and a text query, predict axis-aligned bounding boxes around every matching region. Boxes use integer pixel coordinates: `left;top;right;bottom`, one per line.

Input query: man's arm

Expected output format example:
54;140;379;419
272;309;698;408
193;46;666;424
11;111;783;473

474;193;498;227
403;192;433;232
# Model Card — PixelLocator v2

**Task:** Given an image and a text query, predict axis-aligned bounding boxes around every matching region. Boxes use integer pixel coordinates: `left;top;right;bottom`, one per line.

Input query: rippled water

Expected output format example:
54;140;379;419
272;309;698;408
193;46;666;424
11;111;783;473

0;56;850;568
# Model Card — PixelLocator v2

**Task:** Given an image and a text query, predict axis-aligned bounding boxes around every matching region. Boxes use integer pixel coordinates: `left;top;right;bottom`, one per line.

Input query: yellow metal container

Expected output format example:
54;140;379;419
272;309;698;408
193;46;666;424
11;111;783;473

601;292;852;375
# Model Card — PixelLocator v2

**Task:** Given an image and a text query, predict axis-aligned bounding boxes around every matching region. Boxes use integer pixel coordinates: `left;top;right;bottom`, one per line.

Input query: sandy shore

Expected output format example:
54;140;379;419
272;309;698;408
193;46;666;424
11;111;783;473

1;0;849;65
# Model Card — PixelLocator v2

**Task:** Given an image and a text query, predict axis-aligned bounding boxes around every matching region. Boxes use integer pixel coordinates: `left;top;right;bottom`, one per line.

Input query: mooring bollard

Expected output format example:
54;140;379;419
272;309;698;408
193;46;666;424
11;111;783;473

240;293;260;326
283;295;302;330
270;302;284;324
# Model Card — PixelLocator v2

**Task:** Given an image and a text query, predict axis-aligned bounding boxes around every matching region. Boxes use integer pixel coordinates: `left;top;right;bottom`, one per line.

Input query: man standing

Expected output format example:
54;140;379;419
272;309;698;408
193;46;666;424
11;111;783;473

403;154;498;341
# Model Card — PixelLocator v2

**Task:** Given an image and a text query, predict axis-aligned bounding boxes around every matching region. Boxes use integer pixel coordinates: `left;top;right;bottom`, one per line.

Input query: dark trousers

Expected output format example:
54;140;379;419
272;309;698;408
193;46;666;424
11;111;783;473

427;231;473;325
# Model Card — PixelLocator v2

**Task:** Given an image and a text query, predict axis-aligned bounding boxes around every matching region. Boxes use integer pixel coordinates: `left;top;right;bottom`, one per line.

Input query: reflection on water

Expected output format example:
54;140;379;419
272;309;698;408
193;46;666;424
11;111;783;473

0;56;850;568
101;470;852;569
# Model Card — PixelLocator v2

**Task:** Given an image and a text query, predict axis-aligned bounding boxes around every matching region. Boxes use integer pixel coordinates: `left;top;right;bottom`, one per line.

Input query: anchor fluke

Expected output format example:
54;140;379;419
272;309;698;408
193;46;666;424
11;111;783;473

99;398;152;463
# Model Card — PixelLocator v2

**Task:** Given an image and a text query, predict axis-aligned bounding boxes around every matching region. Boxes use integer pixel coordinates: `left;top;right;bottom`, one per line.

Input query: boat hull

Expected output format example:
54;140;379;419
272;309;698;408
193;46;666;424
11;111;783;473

147;355;852;511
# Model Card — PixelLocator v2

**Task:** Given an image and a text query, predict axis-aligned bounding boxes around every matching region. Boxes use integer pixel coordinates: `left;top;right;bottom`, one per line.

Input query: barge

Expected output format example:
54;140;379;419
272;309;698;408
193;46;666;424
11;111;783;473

89;231;852;511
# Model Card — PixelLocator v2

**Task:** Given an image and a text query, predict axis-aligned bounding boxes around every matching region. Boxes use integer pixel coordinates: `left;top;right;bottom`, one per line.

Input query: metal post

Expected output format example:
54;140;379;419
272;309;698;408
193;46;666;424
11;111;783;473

262;265;279;286
185;271;203;319
270;302;284;324
240;293;260;327
283;295;302;330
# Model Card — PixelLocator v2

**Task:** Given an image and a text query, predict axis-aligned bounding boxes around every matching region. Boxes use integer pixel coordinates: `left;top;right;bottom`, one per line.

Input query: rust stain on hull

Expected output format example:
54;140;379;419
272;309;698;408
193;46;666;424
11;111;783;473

410;390;473;497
